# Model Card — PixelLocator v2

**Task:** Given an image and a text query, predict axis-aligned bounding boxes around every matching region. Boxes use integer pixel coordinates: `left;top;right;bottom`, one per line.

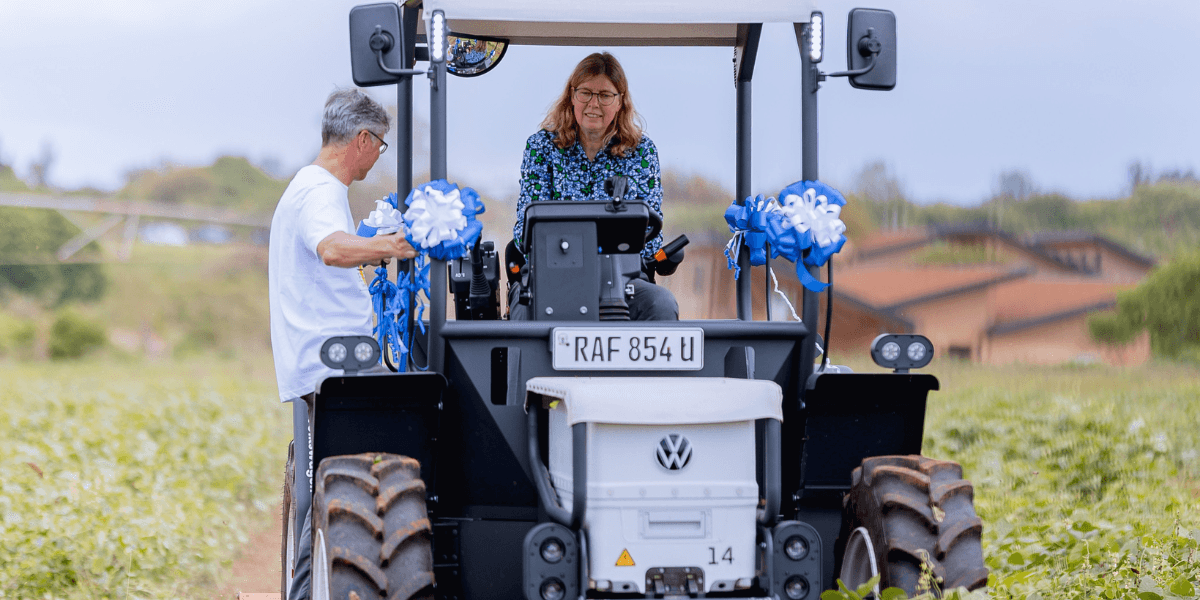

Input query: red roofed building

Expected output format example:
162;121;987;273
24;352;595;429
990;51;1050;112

666;226;1153;366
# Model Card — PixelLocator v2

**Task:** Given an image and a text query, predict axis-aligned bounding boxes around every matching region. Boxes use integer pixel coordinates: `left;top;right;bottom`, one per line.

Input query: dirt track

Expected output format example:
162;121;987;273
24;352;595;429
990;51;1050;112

213;503;282;599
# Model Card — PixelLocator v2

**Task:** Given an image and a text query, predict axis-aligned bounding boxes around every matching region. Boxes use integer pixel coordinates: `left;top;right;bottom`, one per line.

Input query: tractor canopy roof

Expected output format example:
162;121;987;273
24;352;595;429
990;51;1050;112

418;0;818;46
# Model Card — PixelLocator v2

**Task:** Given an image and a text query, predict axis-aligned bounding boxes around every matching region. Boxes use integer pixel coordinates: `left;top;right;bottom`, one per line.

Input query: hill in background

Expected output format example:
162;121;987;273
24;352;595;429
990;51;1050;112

116;156;288;214
8;152;1199;260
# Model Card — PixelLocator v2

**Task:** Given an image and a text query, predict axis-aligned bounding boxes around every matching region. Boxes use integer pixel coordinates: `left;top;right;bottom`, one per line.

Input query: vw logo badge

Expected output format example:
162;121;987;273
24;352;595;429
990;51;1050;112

656;434;692;470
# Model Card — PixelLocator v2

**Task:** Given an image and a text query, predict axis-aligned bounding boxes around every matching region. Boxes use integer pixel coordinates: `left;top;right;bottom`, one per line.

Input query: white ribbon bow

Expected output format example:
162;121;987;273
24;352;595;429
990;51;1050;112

404;185;467;249
780;188;846;248
363;199;404;234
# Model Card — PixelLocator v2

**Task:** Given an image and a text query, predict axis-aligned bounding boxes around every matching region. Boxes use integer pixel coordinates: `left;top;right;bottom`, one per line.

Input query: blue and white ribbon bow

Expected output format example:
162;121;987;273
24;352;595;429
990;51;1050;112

723;194;775;278
357;180;485;370
402;179;485;261
724;180;847;292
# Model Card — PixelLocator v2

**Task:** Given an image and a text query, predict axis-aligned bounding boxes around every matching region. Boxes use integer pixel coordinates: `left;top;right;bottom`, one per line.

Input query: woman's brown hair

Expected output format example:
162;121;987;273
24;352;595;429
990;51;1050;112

541;52;645;158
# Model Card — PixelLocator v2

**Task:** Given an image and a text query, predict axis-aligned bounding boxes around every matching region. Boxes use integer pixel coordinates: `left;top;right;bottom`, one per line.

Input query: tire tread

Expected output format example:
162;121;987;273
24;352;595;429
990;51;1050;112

839;454;988;596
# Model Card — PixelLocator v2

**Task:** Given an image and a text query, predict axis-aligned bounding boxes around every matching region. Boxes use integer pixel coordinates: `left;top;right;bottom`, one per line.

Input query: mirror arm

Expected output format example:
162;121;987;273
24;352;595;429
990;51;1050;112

376;48;430;77
825;53;877;78
371;25;429;78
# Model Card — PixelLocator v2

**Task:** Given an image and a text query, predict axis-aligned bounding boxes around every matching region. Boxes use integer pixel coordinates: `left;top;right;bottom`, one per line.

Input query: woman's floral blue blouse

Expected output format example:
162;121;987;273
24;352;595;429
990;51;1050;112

514;129;664;258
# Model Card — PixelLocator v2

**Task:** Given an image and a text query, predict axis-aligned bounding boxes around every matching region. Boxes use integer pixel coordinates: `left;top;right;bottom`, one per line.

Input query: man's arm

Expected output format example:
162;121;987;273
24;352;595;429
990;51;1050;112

316;231;417;268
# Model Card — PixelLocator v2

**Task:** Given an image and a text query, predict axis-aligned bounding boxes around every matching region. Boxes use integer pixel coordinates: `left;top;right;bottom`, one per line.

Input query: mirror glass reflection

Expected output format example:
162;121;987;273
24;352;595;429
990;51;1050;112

446;36;508;77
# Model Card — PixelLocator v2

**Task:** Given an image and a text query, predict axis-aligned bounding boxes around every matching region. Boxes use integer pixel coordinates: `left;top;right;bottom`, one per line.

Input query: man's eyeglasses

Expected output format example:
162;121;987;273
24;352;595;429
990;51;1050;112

572;88;620;106
364;129;388;154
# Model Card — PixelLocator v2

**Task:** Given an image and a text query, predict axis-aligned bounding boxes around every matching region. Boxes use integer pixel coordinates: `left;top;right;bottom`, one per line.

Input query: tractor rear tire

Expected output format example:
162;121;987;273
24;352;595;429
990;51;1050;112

282;440;295;598
837;455;988;596
311;453;434;600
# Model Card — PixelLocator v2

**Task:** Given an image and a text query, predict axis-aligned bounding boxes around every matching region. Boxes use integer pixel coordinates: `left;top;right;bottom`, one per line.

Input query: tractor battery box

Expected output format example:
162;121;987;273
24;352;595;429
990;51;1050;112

526;377;783;595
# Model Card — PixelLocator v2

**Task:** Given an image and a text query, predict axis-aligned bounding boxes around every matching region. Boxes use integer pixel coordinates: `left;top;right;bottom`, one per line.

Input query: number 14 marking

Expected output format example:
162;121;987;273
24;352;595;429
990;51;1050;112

708;547;733;564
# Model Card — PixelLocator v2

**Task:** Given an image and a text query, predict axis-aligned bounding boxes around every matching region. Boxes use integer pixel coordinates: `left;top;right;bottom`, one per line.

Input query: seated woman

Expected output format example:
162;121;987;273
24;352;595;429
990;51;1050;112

513;51;679;320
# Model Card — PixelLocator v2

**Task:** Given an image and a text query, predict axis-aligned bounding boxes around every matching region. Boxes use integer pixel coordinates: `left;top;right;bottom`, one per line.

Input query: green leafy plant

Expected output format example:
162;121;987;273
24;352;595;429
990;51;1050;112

0;311;37;358
1087;251;1200;359
48;309;106;359
925;361;1200;600
0;360;289;598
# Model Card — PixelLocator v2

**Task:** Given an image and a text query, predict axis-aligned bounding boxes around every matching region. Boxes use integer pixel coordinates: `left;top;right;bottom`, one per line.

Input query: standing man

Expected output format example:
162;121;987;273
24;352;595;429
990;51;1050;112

269;88;415;600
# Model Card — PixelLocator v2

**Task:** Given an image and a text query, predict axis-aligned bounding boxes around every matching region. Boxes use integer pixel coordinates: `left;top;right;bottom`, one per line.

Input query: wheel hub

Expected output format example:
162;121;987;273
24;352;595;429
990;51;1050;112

839;527;881;596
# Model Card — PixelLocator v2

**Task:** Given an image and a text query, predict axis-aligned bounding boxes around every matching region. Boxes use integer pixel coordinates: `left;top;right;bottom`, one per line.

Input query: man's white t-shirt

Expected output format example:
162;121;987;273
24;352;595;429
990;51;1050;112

268;165;373;402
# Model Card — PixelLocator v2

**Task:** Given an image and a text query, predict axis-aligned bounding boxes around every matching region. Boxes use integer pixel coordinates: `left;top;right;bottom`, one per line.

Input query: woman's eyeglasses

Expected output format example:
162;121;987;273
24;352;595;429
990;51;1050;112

572;88;620;106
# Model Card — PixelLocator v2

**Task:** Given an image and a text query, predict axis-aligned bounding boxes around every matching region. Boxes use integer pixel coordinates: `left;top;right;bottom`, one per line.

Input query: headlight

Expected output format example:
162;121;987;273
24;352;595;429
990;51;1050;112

785;576;810;599
540;538;564;564
540;578;565;600
785;535;809;561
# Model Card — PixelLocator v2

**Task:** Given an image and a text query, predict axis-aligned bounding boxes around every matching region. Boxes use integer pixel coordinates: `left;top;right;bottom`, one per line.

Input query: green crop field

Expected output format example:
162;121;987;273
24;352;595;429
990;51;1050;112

920;361;1200;600
0;357;289;599
1;355;1197;599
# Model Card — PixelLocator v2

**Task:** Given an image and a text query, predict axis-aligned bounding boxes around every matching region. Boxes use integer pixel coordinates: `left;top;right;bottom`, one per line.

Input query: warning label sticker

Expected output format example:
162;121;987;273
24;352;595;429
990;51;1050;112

615;549;635;566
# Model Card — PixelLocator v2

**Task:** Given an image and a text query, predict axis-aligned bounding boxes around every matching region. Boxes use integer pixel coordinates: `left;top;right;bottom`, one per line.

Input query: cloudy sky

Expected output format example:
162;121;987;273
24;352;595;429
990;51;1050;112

1;0;1197;205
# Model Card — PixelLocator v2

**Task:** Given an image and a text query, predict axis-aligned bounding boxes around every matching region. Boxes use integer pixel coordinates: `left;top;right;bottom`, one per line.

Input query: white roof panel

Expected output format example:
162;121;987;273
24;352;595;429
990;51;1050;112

421;0;818;46
526;377;783;426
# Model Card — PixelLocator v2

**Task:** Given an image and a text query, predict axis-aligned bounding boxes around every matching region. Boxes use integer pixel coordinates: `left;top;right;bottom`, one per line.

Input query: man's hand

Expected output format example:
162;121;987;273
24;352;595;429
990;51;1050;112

317;230;418;268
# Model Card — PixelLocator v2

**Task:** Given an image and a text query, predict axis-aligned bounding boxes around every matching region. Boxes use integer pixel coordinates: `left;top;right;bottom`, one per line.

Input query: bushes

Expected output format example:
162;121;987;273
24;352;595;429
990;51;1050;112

0;207;108;305
0;312;37;359
48;309;106;359
1088;251;1200;360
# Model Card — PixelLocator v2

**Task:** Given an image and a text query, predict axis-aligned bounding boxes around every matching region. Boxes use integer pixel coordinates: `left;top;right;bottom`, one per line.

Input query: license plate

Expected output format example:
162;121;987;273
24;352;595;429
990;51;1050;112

551;327;704;370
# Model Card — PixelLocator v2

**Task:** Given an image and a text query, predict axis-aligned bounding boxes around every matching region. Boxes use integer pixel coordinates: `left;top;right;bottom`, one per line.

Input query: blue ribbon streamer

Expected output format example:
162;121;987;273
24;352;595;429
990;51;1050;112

358;181;483;369
723;195;771;279
723;180;848;293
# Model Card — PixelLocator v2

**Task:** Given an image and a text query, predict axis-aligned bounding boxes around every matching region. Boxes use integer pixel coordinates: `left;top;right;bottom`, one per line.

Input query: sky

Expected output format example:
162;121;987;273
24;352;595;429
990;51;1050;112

1;0;1198;206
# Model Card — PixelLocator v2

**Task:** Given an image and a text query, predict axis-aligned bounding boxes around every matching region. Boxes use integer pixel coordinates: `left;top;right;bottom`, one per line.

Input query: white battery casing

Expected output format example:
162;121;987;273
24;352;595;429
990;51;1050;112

531;377;783;594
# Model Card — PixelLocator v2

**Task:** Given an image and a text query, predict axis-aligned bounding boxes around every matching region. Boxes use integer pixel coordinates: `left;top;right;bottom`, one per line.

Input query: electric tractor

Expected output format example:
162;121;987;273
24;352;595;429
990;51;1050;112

281;2;990;599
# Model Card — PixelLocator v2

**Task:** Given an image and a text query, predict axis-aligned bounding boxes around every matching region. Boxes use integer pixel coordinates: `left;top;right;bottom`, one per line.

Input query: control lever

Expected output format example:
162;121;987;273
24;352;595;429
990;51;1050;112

449;239;500;320
643;234;689;280
603;176;629;209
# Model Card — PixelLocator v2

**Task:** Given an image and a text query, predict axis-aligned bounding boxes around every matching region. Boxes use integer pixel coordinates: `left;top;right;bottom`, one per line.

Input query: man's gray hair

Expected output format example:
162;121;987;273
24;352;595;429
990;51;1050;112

321;89;390;147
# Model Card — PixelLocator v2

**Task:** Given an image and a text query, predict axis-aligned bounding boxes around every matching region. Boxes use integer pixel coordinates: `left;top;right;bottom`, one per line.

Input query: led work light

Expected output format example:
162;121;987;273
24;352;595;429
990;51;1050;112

870;333;934;372
429;10;446;63
320;335;379;374
808;12;824;63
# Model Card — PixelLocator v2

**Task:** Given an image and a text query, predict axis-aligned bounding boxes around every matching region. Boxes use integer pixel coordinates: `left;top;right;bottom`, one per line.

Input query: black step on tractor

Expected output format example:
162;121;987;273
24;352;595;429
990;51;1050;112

280;2;989;599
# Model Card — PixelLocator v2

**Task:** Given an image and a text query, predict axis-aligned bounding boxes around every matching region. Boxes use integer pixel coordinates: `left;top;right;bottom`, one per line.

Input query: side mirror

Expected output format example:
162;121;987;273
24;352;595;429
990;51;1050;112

349;3;404;87
846;8;896;91
446;35;508;77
